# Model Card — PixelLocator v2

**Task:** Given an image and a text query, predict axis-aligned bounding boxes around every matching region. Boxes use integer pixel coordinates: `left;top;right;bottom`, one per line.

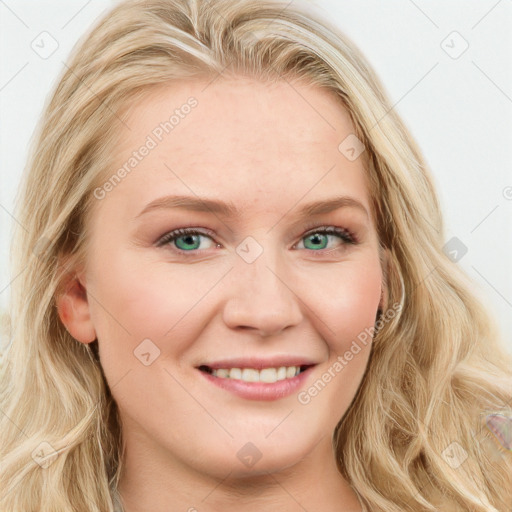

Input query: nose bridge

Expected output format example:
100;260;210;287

222;234;303;336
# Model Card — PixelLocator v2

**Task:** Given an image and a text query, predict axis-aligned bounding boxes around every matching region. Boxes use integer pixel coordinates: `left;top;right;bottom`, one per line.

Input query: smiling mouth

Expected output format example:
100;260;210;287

197;364;313;384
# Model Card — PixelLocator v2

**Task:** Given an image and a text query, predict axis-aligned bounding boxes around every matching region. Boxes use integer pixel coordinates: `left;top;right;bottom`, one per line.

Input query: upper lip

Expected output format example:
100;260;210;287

196;356;318;370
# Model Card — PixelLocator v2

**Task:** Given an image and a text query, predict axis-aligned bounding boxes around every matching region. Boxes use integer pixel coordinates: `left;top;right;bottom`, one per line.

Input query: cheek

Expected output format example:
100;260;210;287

297;259;381;422
300;256;383;349
88;239;381;375
86;249;220;363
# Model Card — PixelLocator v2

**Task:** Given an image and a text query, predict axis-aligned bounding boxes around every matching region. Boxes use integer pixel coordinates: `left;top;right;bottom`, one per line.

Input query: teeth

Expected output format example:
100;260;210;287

276;366;287;380
259;368;277;383
229;368;242;380
210;365;303;383
286;366;297;378
242;368;259;382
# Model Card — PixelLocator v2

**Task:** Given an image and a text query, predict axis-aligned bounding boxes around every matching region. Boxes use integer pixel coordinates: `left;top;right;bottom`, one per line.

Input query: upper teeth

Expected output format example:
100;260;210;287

212;366;301;383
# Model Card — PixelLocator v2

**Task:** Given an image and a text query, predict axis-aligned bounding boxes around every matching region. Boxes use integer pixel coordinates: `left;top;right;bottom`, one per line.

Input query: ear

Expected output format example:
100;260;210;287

55;258;96;344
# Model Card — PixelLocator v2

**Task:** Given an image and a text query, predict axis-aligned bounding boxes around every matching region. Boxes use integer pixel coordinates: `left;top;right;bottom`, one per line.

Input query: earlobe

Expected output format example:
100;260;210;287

55;270;96;344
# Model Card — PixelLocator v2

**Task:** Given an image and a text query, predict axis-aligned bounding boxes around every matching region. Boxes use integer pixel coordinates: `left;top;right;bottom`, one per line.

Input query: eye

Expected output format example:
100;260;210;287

294;226;356;252
156;225;357;257
156;228;217;253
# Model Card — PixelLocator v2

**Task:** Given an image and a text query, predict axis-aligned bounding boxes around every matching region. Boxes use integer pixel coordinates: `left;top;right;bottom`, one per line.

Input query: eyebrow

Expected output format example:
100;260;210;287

134;194;369;221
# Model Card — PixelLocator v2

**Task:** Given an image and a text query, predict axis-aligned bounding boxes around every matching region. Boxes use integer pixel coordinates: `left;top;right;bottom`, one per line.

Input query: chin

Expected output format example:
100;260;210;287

195;436;318;479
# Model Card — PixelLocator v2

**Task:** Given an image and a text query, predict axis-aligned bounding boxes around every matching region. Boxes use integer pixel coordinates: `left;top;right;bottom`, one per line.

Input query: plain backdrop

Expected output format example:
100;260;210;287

1;0;511;354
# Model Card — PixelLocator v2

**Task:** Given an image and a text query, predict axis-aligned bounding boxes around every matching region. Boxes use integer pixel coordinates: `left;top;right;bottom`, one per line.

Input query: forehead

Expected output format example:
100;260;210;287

95;76;373;224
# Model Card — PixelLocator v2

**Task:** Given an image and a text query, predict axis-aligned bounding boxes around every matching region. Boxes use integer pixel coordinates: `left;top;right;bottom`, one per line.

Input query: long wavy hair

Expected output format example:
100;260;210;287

1;0;511;510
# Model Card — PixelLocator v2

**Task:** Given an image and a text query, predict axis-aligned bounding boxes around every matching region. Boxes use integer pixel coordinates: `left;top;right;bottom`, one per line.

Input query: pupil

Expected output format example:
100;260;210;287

307;234;326;249
177;235;199;250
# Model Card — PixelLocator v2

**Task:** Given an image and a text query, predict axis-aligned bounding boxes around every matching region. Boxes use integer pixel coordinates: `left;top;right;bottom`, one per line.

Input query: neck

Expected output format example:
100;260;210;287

116;433;363;512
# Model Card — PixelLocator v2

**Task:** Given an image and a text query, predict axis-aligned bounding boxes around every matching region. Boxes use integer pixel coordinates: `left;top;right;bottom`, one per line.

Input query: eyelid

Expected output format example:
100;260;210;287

298;221;358;245
155;226;216;248
156;222;359;255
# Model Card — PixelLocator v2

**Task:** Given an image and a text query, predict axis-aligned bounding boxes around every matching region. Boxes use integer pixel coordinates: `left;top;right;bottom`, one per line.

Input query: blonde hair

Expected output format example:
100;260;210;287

1;1;511;510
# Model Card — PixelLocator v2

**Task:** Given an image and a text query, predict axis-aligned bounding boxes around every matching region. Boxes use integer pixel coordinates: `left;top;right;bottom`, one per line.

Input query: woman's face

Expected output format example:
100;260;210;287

65;77;384;479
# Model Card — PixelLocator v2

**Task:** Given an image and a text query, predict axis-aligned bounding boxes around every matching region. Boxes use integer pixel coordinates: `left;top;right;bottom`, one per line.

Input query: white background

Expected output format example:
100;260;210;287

1;0;511;353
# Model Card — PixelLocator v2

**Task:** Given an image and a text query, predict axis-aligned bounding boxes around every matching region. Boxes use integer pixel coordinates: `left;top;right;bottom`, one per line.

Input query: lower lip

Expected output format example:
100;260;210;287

197;366;315;401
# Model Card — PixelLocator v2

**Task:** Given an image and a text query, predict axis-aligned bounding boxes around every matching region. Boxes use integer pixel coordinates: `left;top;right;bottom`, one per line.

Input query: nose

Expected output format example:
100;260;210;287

222;252;303;337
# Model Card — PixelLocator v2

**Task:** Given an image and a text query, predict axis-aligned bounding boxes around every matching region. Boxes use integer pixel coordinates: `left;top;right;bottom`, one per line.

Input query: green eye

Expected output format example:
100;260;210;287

157;225;356;256
174;233;204;251
304;232;332;250
298;227;355;251
158;228;215;251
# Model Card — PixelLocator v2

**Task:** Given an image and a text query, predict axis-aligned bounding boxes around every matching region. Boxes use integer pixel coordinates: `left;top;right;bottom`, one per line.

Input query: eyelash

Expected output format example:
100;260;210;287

156;224;359;258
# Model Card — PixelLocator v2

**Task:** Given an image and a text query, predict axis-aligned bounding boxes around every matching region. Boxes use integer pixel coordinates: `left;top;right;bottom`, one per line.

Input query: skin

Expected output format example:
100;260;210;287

57;76;387;512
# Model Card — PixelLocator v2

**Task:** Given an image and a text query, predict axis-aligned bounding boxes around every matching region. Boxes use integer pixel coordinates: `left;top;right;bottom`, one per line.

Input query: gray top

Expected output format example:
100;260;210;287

111;487;124;512
109;486;367;511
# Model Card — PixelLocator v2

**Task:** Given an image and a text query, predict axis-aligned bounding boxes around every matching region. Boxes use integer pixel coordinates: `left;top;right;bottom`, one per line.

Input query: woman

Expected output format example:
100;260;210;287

1;0;511;511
